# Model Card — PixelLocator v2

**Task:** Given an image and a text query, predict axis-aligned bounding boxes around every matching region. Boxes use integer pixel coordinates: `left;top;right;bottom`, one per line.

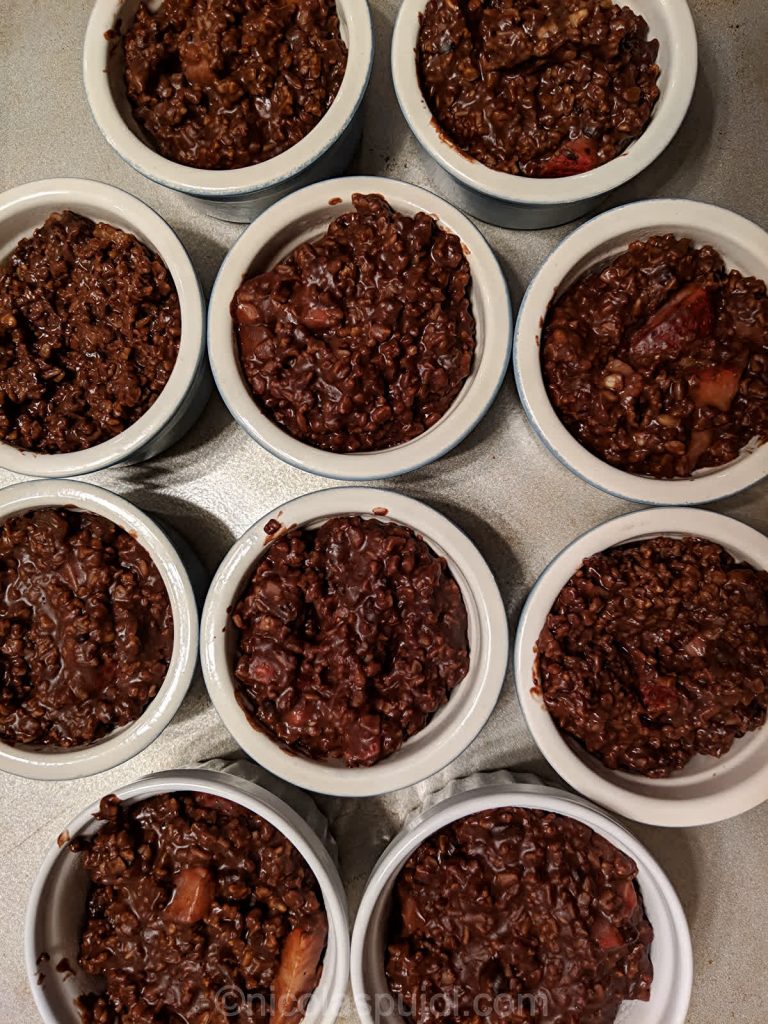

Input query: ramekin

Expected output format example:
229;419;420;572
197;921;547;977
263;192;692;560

514;507;768;827
207;175;513;479
83;0;374;222
392;0;697;229
26;759;349;1024
514;199;768;504
200;487;509;797
0;178;209;478
0;479;203;781
351;769;693;1024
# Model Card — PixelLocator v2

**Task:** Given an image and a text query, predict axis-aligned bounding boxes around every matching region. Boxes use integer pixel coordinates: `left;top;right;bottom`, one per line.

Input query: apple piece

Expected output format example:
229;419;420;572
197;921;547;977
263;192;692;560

344;714;382;767
639;679;679;714
165;866;215;925
619;879;638;914
272;920;328;1024
591;917;625;951
628;284;713;365
691;365;744;412
195;793;245;816
400;892;425;937
540;136;599;177
686;428;714;473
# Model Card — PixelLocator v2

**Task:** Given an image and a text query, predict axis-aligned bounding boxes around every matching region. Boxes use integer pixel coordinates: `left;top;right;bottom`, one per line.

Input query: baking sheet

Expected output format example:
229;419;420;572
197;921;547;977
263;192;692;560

1;1;767;1021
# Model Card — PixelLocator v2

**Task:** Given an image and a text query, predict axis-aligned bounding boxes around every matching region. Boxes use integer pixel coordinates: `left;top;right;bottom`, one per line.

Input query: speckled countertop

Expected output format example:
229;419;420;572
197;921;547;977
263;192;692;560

1;1;767;1022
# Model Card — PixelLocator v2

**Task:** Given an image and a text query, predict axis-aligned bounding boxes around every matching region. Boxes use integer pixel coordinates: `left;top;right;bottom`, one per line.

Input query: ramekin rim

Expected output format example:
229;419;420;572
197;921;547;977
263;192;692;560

82;0;374;197
0;479;199;779
25;766;349;1024
206;174;513;480
200;486;509;797
0;177;206;477
513;197;768;505
350;776;693;1024
391;0;698;206
513;505;768;826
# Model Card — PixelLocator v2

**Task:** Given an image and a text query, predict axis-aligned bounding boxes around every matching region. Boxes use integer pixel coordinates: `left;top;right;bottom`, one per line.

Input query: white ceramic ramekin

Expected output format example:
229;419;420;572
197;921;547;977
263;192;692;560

201;487;508;797
83;0;374;222
0;479;203;780
26;759;349;1024
0;178;209;478
514;199;768;504
514;507;768;827
392;0;697;229
207;175;512;479
351;769;693;1024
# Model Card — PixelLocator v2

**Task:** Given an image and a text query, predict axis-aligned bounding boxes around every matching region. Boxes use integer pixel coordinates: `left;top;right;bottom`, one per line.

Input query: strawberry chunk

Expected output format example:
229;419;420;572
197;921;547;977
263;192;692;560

344;713;382;767
619;879;639;914
591;917;625;950
297;303;344;332
628;284;713;365
400;892;425;937
639;679;679;714
686;428;714;472
178;40;214;87
272;919;328;1024
195;793;244;816
691;364;744;412
165;866;215;925
540;136;599;177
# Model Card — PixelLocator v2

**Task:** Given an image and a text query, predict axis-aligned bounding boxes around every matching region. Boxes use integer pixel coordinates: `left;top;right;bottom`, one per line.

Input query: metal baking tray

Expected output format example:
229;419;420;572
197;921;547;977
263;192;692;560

1;1;767;1021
